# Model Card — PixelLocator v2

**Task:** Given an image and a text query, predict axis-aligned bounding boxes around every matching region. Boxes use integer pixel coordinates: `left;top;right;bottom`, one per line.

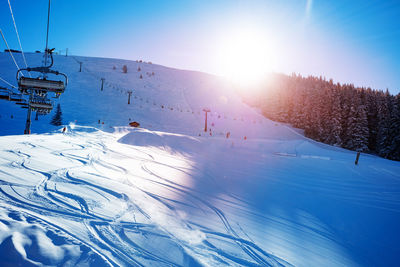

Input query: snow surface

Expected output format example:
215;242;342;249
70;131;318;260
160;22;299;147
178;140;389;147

0;52;400;266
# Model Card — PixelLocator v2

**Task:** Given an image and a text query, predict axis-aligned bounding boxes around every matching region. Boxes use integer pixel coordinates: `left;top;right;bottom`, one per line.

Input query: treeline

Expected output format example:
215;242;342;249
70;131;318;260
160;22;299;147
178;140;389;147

244;73;400;161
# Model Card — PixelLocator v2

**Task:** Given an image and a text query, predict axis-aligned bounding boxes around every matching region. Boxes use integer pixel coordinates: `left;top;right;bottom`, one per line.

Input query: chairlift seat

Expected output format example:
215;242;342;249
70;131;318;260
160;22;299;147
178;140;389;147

10;94;23;102
37;111;50;115
19;77;65;93
30;102;52;109
32;107;52;114
29;100;52;110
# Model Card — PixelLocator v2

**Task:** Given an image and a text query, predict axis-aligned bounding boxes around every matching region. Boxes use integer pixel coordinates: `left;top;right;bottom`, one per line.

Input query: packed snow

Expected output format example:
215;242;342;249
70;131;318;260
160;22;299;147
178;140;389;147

0;52;400;266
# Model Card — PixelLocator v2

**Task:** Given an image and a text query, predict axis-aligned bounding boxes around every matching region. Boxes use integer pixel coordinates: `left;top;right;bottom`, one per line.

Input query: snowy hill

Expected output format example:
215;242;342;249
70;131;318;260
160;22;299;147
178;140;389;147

0;52;400;266
0;52;291;139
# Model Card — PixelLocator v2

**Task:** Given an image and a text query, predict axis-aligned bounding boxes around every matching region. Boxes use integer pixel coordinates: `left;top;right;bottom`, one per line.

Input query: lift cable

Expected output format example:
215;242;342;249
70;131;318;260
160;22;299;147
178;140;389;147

0;28;23;76
43;0;51;67
0;75;17;89
7;0;31;77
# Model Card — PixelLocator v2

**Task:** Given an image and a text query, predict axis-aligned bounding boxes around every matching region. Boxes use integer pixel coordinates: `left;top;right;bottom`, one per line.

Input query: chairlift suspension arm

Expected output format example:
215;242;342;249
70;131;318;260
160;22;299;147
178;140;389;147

16;49;58;80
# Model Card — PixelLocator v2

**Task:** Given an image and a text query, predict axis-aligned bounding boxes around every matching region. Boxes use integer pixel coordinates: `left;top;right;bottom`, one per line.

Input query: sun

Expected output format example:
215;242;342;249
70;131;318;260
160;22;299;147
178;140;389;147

216;29;273;87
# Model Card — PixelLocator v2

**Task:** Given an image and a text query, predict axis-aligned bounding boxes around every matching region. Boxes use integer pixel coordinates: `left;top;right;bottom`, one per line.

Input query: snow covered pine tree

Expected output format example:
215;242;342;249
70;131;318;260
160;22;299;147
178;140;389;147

50;104;63;126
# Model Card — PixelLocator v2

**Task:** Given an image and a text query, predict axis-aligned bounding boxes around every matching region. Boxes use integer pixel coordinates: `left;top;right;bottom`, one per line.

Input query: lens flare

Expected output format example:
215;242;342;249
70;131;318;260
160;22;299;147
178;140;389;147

217;29;273;87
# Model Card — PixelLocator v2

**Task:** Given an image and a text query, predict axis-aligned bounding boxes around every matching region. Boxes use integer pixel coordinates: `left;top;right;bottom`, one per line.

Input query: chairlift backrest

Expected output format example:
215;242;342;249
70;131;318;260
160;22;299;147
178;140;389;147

10;94;23;101
19;77;65;93
0;94;10;100
29;101;52;109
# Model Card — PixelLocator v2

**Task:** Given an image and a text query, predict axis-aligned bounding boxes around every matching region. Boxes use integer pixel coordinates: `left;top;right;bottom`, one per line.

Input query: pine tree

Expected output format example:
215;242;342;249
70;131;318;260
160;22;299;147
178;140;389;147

365;89;379;151
318;86;331;142
343;106;355;149
339;85;353;146
352;104;369;151
342;92;369;152
291;87;307;128
50;104;63;126
325;87;342;146
386;94;400;160
376;91;393;157
304;89;323;141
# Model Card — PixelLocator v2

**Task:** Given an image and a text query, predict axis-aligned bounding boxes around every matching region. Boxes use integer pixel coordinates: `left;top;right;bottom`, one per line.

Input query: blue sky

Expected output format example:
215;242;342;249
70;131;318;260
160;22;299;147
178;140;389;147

1;0;399;94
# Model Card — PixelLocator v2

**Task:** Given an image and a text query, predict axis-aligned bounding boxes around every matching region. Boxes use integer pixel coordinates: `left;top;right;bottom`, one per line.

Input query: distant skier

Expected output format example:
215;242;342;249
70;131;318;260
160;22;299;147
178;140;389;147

226;132;230;138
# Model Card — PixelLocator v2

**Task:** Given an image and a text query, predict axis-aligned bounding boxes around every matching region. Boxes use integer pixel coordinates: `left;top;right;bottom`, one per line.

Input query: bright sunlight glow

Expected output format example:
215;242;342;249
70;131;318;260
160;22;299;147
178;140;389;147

217;29;273;87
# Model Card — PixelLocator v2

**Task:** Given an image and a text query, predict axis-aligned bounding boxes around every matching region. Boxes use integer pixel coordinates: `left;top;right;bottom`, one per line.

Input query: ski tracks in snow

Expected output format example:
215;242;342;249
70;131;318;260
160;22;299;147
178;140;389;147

0;129;290;266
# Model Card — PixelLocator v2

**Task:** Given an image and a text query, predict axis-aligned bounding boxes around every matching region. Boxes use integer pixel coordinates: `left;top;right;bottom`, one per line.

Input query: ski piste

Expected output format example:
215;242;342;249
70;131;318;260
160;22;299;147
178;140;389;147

0;52;399;266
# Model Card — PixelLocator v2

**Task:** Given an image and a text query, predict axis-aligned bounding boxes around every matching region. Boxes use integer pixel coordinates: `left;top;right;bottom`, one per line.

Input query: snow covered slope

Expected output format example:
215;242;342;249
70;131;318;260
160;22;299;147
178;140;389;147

0;52;400;266
0;52;290;139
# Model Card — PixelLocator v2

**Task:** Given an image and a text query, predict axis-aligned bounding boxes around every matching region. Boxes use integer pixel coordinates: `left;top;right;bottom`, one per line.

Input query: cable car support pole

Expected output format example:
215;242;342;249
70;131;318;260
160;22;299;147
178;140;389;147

203;108;210;132
24;92;32;134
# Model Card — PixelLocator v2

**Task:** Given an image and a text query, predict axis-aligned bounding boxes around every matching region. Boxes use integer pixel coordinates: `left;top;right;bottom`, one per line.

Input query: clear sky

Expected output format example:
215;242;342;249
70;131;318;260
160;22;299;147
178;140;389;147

1;0;400;94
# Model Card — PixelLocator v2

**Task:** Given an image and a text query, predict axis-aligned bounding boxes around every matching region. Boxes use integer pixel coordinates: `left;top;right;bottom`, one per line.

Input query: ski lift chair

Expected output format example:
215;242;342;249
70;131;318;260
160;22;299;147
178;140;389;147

29;96;52;114
16;100;28;106
16;49;68;96
0;90;10;100
18;77;65;93
10;93;23;102
36;108;52;115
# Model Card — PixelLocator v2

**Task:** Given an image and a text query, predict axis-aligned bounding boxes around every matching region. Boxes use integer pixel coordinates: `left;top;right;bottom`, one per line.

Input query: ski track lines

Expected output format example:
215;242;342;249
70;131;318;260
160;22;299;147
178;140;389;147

0;131;282;266
0;135;149;266
122;141;285;265
1;129;399;266
139;161;285;266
